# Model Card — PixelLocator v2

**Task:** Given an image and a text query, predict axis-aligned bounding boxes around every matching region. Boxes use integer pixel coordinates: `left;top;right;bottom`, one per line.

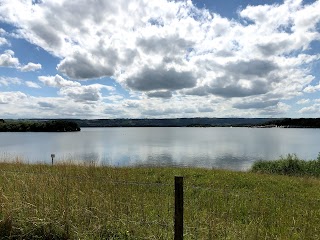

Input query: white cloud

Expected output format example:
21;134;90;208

259;102;291;116
297;98;310;104
0;37;9;46
20;62;42;72
38;74;81;88
0;91;27;104
0;50;42;72
299;104;320;114
59;84;115;103
25;81;41;88
0;28;9;46
0;77;42;89
0;0;319;117
37;74;116;104
233;99;279;109
0;76;22;86
303;82;320;93
0;50;19;67
0;77;44;89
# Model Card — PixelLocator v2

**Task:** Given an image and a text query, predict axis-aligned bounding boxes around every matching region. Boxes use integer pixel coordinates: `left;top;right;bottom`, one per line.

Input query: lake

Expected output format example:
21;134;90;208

0;127;319;171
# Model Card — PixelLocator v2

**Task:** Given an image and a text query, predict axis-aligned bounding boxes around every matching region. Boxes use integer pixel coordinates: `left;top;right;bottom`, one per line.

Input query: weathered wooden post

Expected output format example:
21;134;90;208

175;176;183;240
51;154;55;165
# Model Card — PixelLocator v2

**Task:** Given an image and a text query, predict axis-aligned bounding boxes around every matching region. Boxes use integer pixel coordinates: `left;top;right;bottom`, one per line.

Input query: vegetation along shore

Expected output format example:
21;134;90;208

0;120;81;132
1;154;320;239
4;117;320;128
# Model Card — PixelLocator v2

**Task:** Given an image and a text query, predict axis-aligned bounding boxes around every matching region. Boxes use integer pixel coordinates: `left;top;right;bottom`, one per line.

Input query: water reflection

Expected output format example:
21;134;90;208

76;152;100;164
210;154;255;171
132;153;253;170
136;153;175;167
0;127;320;171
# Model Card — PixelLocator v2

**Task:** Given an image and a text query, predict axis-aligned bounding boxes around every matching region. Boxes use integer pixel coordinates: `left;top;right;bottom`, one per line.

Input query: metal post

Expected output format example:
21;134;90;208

51;154;55;165
175;176;183;240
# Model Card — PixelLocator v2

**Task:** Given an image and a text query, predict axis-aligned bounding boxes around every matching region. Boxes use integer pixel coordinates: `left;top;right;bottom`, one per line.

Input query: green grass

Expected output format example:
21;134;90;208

251;153;320;177
1;159;320;239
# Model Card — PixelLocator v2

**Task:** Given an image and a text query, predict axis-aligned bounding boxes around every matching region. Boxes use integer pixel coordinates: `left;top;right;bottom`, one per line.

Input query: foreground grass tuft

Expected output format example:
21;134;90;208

0;215;70;240
251;153;320;177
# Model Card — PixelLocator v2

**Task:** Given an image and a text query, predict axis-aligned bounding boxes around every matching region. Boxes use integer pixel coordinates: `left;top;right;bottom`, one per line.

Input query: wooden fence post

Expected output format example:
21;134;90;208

175;176;183;240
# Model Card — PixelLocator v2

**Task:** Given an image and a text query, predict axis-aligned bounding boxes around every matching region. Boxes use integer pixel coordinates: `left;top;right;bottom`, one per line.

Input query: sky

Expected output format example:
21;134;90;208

0;0;319;119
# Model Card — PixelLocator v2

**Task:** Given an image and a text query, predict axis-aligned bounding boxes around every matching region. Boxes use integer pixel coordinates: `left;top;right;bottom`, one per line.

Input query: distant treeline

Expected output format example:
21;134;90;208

0;120;81;132
264;118;320;128
56;118;320;128
5;118;276;128
71;118;274;127
5;118;320;128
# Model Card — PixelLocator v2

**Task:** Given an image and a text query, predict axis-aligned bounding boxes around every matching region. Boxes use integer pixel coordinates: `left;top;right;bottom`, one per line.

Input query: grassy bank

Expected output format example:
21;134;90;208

251;153;320;177
1;161;320;239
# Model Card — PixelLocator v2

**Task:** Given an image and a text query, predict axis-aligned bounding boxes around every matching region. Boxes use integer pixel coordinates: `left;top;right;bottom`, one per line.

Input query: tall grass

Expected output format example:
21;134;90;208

251;153;320;177
1;158;320;239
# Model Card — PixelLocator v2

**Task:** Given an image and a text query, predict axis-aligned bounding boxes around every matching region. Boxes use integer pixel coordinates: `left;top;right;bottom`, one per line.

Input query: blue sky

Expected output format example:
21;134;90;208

0;0;319;119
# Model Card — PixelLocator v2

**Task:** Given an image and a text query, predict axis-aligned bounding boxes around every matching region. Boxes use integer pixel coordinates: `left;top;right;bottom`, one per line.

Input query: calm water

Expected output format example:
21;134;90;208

0;127;319;171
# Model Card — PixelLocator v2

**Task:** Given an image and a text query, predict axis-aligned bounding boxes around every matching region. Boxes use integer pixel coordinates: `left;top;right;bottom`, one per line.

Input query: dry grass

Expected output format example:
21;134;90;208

1;159;320;239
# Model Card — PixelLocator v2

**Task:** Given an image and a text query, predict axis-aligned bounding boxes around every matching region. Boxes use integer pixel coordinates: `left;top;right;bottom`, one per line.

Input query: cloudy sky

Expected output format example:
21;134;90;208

0;0;319;119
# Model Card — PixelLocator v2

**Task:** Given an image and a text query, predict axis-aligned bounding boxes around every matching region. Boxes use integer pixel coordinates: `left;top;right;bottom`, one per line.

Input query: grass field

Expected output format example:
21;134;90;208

1;158;320;239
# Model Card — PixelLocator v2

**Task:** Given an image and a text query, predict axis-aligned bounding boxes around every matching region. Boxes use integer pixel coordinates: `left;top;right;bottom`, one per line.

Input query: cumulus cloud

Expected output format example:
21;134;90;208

259;102;291;116
38;74;81;88
147;90;172;99
142;108;178;117
123;100;141;109
0;37;8;46
299;104;320;114
0;76;21;86
0;77;42;89
0;0;319;117
0;50;19;67
297;98;310;104
57;50;116;79
125;65;196;91
303;82;320;93
20;62;42;72
0;50;42;72
233;99;279;109
38;74;115;104
104;105;126;116
0;91;27;104
136;34;193;56
25;81;41;88
59;84;114;103
0;28;9;46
